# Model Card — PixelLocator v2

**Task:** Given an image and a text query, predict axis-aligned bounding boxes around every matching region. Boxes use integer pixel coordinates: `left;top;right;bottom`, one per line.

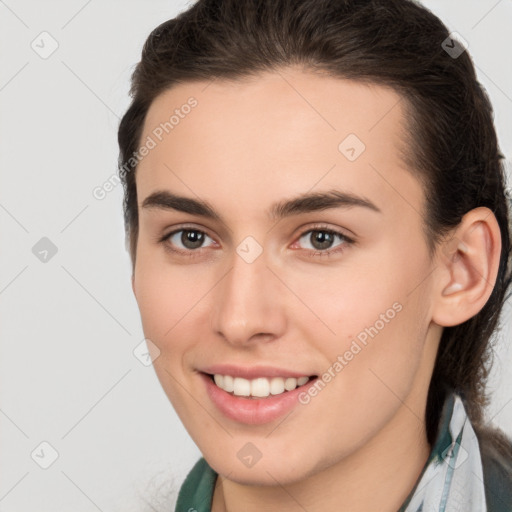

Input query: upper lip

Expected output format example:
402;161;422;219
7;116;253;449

200;364;316;380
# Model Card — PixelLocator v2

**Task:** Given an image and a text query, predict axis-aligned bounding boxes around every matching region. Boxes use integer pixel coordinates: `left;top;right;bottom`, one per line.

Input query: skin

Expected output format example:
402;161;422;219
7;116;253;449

131;66;500;512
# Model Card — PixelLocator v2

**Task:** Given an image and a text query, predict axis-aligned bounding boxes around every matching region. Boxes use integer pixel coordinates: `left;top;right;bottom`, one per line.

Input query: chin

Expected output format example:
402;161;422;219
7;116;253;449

206;449;319;487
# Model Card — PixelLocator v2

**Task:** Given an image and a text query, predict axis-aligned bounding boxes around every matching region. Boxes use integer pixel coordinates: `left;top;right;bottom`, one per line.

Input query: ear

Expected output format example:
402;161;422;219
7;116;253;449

431;207;501;327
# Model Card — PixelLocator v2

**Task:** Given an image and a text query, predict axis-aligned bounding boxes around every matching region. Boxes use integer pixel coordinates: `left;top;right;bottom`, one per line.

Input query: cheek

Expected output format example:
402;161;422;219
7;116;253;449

284;249;416;342
133;258;207;405
134;254;201;345
289;241;431;387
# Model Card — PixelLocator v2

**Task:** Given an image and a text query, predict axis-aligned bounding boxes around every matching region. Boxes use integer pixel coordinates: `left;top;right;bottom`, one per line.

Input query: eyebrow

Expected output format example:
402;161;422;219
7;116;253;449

141;189;381;221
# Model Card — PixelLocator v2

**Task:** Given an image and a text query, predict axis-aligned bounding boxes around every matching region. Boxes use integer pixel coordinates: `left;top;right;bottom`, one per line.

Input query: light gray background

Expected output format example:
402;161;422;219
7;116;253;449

0;1;511;510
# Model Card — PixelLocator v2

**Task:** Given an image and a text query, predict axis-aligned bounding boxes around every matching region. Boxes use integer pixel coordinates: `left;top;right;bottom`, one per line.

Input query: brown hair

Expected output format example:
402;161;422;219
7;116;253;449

118;0;512;451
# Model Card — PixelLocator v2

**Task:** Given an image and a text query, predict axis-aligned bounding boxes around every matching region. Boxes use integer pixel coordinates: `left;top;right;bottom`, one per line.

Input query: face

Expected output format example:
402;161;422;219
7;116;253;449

132;67;442;486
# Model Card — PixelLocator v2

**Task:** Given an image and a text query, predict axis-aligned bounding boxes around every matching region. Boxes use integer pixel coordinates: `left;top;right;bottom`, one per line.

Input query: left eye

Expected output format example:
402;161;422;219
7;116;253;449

296;229;351;252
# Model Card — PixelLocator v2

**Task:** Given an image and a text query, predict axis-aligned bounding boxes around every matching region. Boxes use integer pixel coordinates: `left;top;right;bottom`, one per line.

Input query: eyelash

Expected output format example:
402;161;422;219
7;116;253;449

158;224;355;259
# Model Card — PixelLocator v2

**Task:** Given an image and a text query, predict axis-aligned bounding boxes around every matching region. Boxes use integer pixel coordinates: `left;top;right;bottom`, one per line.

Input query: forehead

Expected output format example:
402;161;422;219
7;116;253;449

136;67;422;219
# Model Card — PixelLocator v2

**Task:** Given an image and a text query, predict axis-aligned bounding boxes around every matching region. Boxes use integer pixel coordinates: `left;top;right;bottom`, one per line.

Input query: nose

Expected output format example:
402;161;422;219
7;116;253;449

209;244;287;347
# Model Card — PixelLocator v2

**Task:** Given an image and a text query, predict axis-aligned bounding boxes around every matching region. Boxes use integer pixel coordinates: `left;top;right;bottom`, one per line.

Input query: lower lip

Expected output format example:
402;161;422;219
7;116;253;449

201;373;317;425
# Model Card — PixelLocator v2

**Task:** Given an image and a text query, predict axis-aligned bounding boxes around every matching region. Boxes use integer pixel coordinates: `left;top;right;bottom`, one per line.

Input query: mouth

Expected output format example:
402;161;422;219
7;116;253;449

200;370;319;425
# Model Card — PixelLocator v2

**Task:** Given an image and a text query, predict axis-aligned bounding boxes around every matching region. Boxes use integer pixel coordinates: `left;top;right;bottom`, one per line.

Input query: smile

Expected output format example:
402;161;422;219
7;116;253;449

212;374;311;398
200;369;318;425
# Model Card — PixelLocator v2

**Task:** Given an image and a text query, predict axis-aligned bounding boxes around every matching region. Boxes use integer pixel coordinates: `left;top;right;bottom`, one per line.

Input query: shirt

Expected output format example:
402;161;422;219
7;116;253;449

174;391;512;511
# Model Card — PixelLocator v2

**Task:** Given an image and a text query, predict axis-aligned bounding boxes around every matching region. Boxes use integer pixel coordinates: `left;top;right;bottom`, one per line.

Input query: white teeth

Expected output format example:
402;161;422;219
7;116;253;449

223;375;234;392
251;378;270;398
212;374;311;397
284;377;297;391
233;377;251;396
269;377;285;395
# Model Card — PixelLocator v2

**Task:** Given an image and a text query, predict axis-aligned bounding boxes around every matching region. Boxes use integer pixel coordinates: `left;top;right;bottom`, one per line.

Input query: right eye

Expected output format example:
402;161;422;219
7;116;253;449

161;228;217;254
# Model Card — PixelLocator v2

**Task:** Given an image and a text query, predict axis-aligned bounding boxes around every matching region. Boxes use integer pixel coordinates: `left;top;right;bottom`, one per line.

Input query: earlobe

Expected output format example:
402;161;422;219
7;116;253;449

432;207;501;327
131;274;136;297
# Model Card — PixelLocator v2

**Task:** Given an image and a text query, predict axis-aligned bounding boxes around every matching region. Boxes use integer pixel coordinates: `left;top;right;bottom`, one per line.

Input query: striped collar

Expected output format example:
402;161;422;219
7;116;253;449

399;392;487;511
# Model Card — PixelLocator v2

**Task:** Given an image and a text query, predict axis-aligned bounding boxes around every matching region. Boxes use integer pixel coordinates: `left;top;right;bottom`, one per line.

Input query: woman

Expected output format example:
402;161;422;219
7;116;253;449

118;0;512;510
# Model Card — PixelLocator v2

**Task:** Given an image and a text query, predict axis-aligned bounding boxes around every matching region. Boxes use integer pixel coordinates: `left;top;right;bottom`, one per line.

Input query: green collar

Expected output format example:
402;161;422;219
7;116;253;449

175;456;217;512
